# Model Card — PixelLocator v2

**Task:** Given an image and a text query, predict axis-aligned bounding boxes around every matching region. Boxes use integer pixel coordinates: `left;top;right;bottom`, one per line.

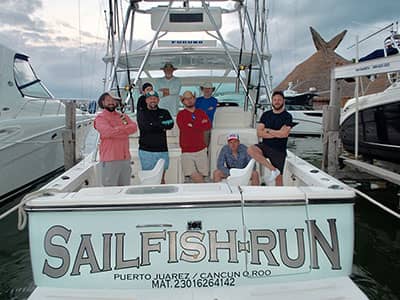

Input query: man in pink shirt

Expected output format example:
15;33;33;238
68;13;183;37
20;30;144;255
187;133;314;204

94;91;137;186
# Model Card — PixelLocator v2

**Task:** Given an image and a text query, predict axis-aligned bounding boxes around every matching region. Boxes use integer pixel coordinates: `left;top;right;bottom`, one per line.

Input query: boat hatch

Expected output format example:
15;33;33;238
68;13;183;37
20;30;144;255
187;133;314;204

126;185;179;194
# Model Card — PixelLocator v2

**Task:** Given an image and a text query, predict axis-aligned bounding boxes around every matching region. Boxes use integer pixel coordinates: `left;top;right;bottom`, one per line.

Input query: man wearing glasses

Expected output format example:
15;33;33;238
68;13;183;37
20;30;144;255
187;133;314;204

177;91;212;183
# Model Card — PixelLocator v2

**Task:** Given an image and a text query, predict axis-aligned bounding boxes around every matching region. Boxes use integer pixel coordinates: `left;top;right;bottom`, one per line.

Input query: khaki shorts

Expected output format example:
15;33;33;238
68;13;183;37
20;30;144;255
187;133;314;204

181;148;209;176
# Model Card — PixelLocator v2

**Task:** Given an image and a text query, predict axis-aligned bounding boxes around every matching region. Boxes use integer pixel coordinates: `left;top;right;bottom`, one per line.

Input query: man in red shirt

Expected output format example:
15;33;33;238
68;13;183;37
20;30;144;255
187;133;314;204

94;91;137;186
177;91;211;183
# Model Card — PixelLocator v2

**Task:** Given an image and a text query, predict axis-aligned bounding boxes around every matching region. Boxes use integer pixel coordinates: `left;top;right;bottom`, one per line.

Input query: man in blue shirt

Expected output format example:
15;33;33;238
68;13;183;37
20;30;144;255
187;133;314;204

213;133;259;185
195;82;218;146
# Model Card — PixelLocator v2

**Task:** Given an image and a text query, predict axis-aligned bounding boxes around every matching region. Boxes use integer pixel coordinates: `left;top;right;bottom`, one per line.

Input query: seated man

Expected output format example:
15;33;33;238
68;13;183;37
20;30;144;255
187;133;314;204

248;90;293;186
213;133;259;185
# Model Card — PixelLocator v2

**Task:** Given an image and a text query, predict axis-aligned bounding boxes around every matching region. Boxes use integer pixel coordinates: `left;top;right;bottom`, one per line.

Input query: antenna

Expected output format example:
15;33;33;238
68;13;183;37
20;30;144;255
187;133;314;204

347;22;394;49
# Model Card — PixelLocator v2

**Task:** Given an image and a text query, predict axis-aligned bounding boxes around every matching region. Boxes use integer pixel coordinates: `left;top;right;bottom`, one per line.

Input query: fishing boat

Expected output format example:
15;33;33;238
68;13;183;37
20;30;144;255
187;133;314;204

24;1;367;299
0;44;94;202
340;26;400;163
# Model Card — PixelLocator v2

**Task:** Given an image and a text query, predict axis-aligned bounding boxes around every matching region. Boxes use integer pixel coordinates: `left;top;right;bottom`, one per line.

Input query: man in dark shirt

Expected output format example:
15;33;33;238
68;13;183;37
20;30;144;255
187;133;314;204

137;90;174;183
248;90;293;186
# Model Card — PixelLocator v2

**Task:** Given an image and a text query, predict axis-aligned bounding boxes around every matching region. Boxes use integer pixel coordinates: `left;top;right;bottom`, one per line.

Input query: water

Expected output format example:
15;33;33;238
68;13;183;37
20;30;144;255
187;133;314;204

0;136;399;299
0;197;34;299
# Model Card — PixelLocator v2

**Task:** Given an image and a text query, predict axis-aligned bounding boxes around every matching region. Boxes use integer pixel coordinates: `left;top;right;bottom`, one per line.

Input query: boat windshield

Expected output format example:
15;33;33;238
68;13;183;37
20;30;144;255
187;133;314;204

14;56;52;99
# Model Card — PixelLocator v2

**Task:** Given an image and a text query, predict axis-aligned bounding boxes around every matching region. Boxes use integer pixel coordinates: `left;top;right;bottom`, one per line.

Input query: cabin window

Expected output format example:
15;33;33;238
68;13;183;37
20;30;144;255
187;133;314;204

13;55;52;98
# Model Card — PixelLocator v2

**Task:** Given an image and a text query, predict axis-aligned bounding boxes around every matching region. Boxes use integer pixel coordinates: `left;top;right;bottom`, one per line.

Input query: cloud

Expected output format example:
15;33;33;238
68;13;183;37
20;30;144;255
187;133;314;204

0;0;398;98
0;0;107;99
0;0;46;31
264;0;399;88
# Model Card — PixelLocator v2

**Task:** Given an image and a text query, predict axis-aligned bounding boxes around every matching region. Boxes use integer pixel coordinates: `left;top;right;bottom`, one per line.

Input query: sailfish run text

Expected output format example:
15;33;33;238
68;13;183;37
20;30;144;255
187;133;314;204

42;219;341;279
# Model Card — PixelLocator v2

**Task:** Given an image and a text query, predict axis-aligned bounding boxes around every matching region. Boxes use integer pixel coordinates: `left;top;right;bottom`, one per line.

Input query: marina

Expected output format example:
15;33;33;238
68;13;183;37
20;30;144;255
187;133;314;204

10;0;372;298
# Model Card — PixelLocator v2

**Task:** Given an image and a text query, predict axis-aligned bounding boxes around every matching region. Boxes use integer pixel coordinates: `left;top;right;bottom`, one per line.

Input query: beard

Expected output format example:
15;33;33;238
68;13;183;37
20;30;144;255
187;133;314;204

105;106;116;112
272;103;284;111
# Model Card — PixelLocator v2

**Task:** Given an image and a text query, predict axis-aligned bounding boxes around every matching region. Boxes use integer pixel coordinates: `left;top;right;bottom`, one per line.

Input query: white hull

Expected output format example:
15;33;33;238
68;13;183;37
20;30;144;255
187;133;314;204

23;148;366;300
340;82;400;163
28;277;366;300
289;110;322;136
0;117;93;199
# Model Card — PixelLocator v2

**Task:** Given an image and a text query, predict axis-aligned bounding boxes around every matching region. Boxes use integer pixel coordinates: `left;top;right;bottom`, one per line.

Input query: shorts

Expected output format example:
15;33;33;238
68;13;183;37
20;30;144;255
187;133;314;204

255;143;287;173
181;148;209;177
139;150;169;170
101;160;131;186
204;130;211;147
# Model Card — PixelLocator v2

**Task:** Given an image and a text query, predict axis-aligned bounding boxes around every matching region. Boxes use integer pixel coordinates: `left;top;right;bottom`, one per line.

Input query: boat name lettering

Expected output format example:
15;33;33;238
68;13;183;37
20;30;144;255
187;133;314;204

171;40;204;45
356;62;390;72
41;219;341;279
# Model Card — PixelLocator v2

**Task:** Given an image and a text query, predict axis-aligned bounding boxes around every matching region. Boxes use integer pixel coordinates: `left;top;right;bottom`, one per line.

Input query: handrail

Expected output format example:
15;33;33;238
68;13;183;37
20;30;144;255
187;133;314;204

12;98;91;119
352;187;400;219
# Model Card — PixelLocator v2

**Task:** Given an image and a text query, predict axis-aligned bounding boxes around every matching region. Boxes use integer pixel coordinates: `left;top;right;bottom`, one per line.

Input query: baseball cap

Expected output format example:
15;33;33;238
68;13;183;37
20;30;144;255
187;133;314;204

161;63;177;70
145;90;159;98
105;90;121;100
181;90;195;101
227;133;239;141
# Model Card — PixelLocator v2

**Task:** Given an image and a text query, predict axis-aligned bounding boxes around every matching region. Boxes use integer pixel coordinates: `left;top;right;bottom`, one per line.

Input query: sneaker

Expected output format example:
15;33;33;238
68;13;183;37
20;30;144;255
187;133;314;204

264;169;280;183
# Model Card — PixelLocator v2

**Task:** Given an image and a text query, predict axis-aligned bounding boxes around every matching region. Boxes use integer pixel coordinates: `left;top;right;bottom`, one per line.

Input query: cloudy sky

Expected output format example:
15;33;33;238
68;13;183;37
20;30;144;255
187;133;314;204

0;0;398;100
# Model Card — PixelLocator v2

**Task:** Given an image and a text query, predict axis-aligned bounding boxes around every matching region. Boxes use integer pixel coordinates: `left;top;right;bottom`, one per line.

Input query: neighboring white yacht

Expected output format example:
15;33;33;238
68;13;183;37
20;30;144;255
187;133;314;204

260;83;323;136
24;1;367;299
0;44;94;201
340;28;400;163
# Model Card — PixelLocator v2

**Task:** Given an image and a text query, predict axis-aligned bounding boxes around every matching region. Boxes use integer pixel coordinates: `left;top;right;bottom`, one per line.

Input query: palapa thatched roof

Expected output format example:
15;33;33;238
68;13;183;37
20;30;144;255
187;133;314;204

274;27;390;102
